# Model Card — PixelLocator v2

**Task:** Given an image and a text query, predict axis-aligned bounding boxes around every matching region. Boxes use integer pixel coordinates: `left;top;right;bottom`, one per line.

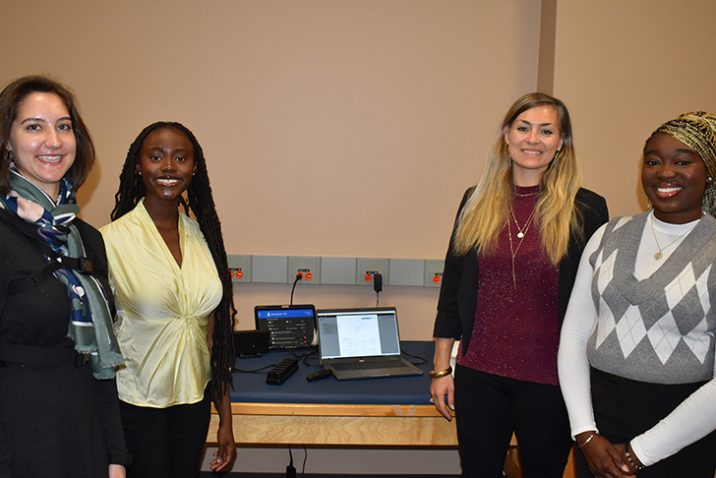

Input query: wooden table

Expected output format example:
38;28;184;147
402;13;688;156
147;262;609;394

209;341;575;478
208;402;457;447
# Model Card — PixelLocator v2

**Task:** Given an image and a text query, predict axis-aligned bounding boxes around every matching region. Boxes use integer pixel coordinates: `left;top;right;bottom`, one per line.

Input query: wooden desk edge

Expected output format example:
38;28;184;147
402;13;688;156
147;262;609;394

207;403;575;478
216;402;453;417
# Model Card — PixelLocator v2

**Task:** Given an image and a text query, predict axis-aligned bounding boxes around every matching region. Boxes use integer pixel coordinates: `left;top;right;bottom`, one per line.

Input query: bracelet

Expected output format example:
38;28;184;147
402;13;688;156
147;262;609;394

577;432;598;448
428;366;452;378
624;444;646;471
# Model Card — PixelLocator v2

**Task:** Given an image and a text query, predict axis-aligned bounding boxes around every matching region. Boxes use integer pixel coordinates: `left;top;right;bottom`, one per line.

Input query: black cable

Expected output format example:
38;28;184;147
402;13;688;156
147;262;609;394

290;349;315;360
231;364;276;374
289;272;303;305
401;349;427;366
286;445;296;478
301;445;307;477
291;349;321;368
234;355;305;374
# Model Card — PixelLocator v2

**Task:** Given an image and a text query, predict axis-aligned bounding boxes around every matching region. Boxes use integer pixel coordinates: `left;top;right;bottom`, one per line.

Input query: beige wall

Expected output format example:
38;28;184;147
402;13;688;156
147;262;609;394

552;0;716;218
4;1;716;474
1;0;542;340
5;1;716;331
2;3;539;473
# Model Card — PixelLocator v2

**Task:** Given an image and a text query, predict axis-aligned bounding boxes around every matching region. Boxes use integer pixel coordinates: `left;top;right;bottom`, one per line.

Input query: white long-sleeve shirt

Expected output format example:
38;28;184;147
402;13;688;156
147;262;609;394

558;212;716;466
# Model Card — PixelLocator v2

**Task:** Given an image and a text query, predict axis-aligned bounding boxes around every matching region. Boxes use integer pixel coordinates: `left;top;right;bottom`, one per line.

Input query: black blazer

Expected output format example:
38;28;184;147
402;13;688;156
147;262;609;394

432;187;609;355
0;207;130;467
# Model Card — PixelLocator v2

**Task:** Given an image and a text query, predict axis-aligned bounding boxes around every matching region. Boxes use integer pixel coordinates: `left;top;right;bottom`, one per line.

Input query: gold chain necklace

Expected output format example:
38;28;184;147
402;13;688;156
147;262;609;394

506;211;537;289
510;206;538;239
649;214;696;260
512;189;540;198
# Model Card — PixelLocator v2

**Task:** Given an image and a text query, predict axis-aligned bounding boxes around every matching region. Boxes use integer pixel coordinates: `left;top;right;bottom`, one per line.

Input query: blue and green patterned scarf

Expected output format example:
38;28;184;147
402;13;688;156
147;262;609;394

0;167;122;379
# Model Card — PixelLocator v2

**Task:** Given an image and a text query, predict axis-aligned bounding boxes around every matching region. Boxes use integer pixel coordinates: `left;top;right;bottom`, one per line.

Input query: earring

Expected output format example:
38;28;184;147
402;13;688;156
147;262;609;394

708;177;713;184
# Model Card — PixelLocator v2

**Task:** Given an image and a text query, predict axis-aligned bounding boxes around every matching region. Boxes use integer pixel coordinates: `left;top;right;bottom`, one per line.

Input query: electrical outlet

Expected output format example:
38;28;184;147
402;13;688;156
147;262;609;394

423;259;445;287
356;258;389;286
227;255;252;283
287;256;321;284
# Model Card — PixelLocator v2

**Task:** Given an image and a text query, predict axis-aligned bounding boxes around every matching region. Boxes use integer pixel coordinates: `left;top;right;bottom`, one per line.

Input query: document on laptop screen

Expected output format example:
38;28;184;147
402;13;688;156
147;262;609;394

337;314;381;356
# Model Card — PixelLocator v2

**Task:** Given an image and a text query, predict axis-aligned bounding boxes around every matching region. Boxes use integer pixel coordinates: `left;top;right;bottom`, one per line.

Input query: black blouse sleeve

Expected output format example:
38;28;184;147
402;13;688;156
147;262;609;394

579;189;609;240
556;188;609;322
433;187;475;340
93;378;131;466
0;232;10;475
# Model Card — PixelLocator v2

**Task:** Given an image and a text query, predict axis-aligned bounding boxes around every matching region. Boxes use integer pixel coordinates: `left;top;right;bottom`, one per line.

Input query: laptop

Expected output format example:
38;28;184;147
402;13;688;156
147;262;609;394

316;307;423;380
255;304;316;350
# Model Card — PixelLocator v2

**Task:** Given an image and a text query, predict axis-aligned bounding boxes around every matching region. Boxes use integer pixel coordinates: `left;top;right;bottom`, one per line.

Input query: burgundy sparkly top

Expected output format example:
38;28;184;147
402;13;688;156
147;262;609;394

457;185;561;385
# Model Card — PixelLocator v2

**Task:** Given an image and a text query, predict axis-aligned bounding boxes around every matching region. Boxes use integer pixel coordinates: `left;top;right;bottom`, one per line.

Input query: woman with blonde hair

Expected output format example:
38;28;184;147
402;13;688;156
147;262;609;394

431;92;608;477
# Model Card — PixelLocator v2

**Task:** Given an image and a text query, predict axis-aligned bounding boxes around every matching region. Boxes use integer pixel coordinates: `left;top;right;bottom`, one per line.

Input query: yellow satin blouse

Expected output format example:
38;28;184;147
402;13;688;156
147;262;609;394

100;200;222;408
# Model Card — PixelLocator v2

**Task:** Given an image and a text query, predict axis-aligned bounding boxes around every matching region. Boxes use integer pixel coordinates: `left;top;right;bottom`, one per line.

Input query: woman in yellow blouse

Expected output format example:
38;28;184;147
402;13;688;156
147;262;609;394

101;122;236;478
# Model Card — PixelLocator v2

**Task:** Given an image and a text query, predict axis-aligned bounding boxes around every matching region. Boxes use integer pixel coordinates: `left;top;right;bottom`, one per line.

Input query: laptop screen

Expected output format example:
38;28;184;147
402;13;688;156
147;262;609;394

317;307;401;360
255;304;316;349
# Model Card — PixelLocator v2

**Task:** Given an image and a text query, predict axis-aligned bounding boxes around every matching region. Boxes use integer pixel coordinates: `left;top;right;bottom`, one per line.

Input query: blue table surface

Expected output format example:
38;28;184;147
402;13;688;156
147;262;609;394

231;340;435;405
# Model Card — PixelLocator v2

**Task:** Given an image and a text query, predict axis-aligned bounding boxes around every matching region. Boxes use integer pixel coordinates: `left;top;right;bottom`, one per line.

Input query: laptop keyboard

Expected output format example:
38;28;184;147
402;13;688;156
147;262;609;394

330;359;403;371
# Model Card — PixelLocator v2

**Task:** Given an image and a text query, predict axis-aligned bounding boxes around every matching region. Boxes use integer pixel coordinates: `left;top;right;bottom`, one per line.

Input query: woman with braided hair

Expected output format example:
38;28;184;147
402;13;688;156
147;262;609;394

101;122;236;477
558;111;716;477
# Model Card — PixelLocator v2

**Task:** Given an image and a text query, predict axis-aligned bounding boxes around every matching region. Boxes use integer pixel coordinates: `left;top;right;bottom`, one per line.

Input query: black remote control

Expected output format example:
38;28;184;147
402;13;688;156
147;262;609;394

306;368;332;382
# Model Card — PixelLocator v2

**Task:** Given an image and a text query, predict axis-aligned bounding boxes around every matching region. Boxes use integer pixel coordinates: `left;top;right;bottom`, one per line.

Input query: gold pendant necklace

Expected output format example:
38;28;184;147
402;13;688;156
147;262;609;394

649;214;696;260
510;206;537;239
506;211;536;289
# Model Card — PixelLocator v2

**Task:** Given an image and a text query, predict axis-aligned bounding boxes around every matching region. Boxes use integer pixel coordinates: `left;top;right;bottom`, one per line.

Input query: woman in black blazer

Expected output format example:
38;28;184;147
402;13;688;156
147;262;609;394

430;92;608;478
0;76;128;477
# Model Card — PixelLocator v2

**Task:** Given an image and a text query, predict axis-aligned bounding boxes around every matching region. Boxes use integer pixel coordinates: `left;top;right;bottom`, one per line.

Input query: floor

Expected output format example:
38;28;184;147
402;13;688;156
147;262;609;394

199;474;461;478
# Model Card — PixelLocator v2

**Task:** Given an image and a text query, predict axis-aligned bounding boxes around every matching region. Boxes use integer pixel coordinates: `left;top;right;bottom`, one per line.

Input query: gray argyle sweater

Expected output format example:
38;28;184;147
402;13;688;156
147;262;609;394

587;212;716;384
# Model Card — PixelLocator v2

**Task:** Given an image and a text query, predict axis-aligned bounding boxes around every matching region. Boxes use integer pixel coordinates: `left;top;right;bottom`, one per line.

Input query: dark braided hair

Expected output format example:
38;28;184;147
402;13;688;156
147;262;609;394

111;121;236;404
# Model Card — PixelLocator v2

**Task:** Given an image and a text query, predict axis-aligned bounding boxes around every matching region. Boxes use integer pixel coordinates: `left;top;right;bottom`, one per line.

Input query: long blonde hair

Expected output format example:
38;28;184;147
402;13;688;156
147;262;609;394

454;92;582;265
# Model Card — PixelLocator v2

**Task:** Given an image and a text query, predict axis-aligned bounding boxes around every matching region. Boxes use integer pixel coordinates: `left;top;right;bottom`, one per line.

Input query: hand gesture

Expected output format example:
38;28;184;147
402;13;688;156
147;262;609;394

430;374;454;421
577;433;633;478
210;420;237;472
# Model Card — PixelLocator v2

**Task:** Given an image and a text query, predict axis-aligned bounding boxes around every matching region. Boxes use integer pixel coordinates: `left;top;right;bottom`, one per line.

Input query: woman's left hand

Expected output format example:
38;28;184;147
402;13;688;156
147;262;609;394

108;464;126;478
210;419;237;472
578;433;631;478
613;443;641;476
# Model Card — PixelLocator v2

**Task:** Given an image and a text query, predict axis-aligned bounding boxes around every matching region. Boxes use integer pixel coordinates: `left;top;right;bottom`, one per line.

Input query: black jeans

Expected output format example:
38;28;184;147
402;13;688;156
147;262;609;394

120;388;211;478
578;368;716;478
454;365;572;478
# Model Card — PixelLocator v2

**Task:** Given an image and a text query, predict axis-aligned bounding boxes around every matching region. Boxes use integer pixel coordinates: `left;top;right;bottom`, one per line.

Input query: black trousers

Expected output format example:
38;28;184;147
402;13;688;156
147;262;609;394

0;363;114;478
120;388;211;478
575;368;716;478
454;365;572;478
